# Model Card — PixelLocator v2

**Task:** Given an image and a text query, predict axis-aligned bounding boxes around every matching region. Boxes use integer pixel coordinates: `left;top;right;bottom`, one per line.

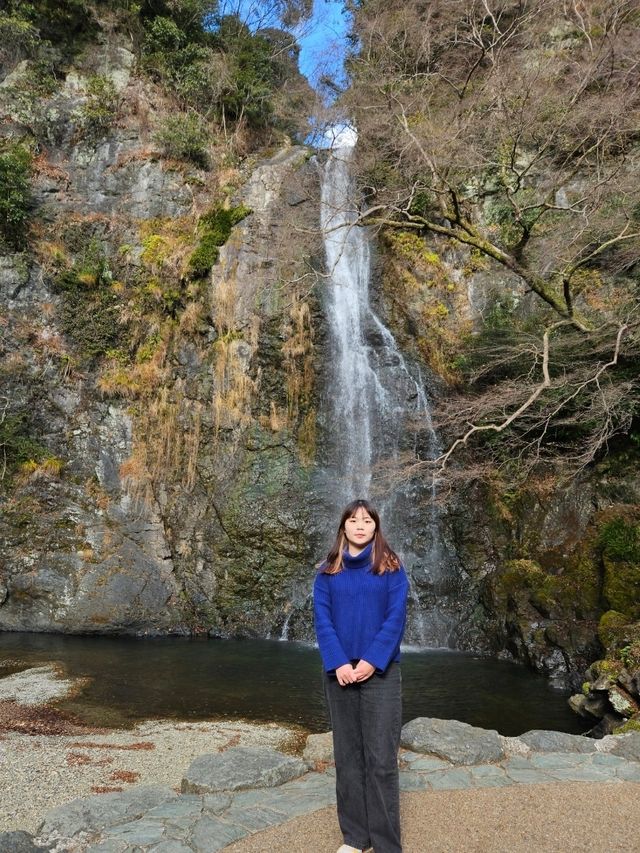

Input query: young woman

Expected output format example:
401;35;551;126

313;499;409;853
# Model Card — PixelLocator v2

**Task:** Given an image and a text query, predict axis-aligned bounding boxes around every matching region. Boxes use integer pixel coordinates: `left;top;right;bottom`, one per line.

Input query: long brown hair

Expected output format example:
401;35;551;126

320;499;401;576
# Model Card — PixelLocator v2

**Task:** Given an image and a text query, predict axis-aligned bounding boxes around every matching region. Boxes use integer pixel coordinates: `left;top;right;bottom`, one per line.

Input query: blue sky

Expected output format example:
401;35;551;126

227;0;350;89
294;0;350;89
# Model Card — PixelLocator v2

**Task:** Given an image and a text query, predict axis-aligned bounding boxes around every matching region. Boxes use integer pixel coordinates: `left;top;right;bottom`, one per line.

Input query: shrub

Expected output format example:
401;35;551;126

52;267;125;361
80;74;118;137
0;142;32;250
0;412;50;481
153;112;209;167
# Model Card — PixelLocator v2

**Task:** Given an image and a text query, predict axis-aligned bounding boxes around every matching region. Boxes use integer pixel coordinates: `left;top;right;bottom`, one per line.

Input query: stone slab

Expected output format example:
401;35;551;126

38;785;178;838
190;816;247;853
0;831;49;853
104;819;167;845
426;768;474;790
148;842;194;853
399;772;431;791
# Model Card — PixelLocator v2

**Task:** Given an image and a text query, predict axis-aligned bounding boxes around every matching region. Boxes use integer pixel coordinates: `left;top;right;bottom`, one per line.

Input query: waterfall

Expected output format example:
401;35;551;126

318;137;461;648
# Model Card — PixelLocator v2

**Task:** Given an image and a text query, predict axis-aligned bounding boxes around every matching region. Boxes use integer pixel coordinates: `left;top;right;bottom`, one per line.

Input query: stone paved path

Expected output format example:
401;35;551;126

26;744;640;853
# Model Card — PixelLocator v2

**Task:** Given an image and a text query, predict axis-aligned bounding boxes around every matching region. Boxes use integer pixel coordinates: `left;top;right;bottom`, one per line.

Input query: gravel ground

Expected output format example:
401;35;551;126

222;782;640;853
0;718;304;833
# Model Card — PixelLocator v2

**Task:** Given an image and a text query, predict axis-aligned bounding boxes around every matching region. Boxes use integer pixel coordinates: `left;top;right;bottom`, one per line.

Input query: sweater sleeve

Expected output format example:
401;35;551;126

313;571;350;672
362;567;409;673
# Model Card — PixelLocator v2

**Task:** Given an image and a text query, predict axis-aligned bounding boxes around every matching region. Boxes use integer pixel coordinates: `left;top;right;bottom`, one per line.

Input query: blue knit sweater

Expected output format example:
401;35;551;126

313;541;409;673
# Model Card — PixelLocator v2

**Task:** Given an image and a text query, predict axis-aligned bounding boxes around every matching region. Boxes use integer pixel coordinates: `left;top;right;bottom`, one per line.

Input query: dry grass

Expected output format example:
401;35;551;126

120;387;204;504
212;337;255;437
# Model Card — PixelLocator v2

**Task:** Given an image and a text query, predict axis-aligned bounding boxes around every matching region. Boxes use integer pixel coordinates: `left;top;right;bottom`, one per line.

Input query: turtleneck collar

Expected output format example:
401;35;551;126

342;539;374;570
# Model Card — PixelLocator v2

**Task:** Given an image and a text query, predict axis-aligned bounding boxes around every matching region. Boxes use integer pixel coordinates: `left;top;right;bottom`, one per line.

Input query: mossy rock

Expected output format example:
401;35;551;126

495;555;600;619
552;552;601;616
613;715;640;734
596;515;640;618
188;204;251;278
598;610;632;650
603;556;640;619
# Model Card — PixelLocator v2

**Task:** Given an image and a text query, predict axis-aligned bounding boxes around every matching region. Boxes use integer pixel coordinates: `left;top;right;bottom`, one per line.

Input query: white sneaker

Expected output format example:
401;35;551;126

337;846;373;853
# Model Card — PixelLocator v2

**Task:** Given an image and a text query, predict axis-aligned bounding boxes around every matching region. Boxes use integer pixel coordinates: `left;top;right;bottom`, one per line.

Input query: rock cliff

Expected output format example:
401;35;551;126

0;10;323;636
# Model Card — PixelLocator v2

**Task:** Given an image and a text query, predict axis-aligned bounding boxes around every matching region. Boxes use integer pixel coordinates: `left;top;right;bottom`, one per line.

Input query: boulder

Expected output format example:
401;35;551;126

608;685;639;718
181;747;307;794
518;730;597;753
601;731;640;762
400;718;506;766
302;732;334;767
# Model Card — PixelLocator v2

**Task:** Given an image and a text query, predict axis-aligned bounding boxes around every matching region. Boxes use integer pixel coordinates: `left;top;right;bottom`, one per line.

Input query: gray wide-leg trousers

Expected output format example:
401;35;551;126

323;662;402;853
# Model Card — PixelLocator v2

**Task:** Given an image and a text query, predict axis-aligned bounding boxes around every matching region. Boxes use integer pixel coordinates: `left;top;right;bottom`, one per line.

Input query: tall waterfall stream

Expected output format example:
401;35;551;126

318;138;463;648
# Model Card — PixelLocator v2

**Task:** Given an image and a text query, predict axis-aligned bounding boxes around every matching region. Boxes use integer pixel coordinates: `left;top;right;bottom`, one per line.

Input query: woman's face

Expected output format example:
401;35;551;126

344;507;376;551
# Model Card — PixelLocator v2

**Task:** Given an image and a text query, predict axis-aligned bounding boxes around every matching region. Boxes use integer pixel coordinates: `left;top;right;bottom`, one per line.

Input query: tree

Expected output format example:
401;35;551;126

343;0;640;479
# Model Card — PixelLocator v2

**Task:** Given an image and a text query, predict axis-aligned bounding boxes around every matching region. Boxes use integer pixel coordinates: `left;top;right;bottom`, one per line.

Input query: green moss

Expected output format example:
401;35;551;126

599;516;640;562
553;553;601;615
141;234;171;267
188;203;251;278
598;517;640;618
598;610;632;650
613;717;640;734
495;551;601;619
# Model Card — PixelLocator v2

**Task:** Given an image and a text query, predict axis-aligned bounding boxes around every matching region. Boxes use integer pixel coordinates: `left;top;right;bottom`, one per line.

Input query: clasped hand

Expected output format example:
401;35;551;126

336;660;375;686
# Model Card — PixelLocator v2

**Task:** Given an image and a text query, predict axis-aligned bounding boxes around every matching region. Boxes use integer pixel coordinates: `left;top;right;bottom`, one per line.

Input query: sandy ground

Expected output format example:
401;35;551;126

222;782;640;853
0;710;304;833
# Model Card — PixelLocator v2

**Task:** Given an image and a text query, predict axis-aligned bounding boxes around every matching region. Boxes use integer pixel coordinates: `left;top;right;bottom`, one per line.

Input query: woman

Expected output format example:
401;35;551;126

313;498;409;853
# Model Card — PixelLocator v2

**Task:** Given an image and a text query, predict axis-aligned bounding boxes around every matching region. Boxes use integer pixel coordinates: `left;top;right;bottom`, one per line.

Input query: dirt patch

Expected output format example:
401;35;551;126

0;700;109;736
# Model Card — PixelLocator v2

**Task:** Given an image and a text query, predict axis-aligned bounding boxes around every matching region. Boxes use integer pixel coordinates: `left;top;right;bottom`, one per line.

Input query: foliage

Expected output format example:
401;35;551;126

51;242;126;360
188;203;251;277
153;112;210;167
139;3;311;132
0;412;49;478
0;0;98;72
598;610;632;650
344;0;640;480
0;142;32;250
213;17;278;125
79;74;119;137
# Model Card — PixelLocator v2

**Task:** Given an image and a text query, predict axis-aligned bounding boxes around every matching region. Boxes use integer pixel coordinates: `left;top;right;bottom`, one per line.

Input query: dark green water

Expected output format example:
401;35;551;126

0;633;590;736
